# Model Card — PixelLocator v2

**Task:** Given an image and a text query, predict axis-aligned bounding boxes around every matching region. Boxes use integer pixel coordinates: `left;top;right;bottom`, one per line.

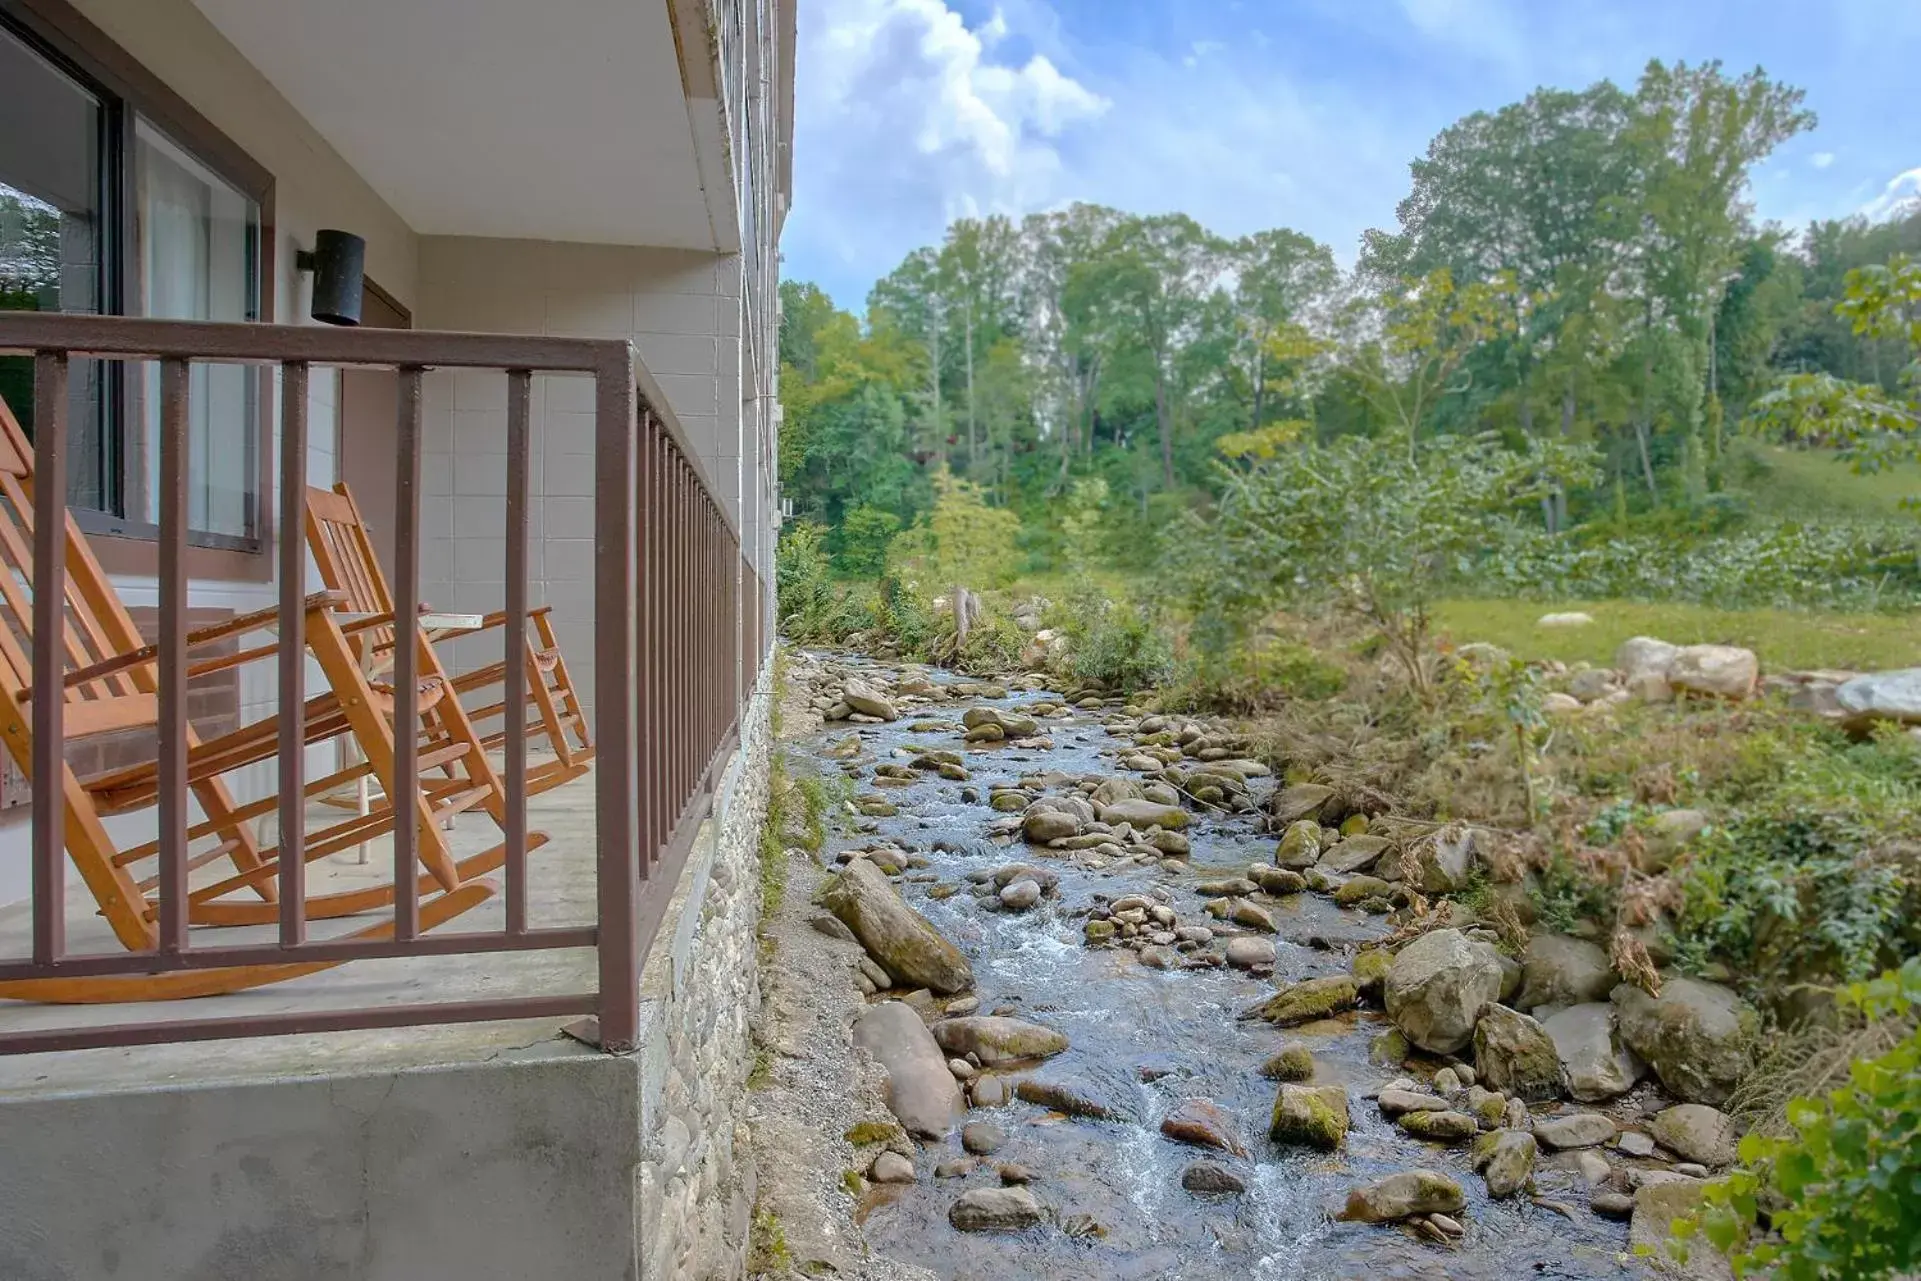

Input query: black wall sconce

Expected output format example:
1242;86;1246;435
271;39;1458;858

295;229;367;326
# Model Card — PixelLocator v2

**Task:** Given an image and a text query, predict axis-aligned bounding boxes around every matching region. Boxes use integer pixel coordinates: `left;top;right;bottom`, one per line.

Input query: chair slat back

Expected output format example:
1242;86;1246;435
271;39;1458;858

0;396;159;738
305;483;402;660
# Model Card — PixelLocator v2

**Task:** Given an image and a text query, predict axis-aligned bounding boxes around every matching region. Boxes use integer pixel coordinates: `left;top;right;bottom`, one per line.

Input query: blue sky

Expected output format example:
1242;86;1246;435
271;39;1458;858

782;0;1921;310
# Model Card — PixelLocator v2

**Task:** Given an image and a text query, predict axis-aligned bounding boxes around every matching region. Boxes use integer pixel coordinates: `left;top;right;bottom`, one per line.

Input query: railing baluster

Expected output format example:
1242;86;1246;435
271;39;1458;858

504;369;531;935
592;358;639;1051
157;358;191;953
637;410;655;874
30;352;69;965
278;362;309;944
393;366;423;941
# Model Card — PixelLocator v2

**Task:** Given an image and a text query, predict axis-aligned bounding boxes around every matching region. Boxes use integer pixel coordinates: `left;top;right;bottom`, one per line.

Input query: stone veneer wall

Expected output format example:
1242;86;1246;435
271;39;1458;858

634;680;771;1281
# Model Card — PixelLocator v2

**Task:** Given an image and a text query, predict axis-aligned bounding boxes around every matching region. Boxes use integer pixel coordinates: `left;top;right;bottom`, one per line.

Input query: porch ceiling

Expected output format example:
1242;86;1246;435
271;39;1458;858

188;0;716;250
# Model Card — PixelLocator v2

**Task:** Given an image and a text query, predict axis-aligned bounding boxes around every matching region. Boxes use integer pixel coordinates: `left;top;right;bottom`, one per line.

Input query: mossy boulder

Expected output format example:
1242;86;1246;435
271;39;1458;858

1397;1110;1479;1142
1478;1129;1538;1198
1332;875;1395;908
1472;1004;1563;1102
821;859;974;995
1269;1084;1349;1150
1276;819;1322;870
1249;975;1359;1027
932;1016;1069;1066
1612;978;1759;1106
1336;1170;1465;1222
1384;928;1506;1054
1352;948;1393;999
1260;1045;1316;1081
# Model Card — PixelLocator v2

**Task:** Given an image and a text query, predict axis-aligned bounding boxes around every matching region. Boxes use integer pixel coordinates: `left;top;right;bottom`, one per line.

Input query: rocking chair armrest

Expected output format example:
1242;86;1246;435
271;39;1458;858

432;605;554;639
45;591;351;694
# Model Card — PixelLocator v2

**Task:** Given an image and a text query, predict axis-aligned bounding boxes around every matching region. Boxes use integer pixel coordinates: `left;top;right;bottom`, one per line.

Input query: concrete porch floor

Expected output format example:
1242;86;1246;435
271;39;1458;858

0;759;601;1098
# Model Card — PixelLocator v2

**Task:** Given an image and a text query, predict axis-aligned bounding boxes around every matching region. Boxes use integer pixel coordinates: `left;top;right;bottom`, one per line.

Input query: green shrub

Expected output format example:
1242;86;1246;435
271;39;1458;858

954;611;1026;675
1164;637;1346;711
1667;811;1918;996
834;505;901;576
1673;957;1921;1280
1069;602;1174;693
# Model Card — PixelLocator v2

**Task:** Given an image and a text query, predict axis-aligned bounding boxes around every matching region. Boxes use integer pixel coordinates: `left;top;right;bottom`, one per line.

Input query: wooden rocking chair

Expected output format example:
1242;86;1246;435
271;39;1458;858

0;397;543;1003
305;482;593;797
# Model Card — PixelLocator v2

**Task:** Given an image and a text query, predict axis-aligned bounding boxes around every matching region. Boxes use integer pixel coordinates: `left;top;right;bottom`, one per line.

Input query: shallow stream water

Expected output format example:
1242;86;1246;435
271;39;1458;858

796;656;1643;1281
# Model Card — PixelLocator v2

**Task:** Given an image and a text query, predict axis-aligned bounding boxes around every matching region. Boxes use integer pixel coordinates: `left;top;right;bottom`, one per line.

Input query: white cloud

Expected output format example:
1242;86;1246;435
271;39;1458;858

1811;151;1836;169
789;0;1106;298
1862;167;1921;222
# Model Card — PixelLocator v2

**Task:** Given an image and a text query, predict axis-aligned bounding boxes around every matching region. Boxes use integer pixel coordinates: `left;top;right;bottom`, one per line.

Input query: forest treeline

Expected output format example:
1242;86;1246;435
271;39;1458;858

777;59;1921;576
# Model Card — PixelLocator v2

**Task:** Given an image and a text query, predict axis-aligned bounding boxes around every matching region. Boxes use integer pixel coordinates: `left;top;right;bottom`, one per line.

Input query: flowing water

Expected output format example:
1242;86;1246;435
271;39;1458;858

795;657;1643;1280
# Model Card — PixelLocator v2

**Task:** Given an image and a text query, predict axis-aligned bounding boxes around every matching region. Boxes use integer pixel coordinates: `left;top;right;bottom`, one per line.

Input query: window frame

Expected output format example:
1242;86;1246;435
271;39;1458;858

1;0;277;581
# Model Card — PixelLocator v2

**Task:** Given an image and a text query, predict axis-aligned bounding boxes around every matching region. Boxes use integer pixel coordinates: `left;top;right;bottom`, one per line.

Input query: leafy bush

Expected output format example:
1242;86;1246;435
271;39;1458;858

1667;811;1919;995
1674;958;1921;1280
1476;520;1921;611
953;611;1026;675
834;505;901;576
1068;602;1174;693
1166;432;1596;696
1164;638;1348;712
887;471;1022;590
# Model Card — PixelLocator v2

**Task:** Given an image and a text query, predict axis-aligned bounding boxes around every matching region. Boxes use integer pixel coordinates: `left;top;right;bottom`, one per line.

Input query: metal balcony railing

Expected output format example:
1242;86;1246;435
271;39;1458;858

0;312;768;1055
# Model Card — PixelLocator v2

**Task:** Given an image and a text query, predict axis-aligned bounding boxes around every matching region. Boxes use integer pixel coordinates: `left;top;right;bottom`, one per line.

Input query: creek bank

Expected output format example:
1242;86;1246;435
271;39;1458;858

752;648;1756;1279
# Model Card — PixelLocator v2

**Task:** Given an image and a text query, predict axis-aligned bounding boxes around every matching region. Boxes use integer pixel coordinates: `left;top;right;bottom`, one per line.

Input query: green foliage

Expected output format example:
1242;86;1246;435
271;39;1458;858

1065;600;1174;693
1674;958;1921;1280
1668;810;1919;995
888;471;1022;590
952;610;1026;676
1531;851;1619;937
1163;636;1348;713
774;523;879;644
834;505;901;576
1169;432;1597;693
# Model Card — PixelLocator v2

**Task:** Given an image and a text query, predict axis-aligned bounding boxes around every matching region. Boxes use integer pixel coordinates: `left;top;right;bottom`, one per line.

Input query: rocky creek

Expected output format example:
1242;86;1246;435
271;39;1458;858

762;650;1748;1280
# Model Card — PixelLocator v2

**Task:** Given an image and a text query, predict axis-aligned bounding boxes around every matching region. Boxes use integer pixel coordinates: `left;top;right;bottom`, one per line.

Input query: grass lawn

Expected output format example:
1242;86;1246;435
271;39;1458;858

1737;443;1921;520
1433;597;1921;673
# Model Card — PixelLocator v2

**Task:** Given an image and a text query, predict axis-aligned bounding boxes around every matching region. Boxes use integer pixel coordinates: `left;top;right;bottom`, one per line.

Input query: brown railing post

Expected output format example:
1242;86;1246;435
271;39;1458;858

392;366;424;941
29;351;68;966
593;353;640;1052
504;369;532;936
156;357;191;953
277;361;309;944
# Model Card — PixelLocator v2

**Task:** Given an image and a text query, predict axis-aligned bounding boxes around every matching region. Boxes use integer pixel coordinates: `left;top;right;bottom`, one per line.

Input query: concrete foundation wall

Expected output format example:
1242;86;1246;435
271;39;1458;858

0;683;773;1281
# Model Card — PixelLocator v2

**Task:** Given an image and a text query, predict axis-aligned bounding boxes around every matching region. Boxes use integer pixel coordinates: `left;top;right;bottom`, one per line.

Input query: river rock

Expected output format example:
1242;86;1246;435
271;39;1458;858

1261;1046;1315;1081
1650;1104;1738;1168
853;1002;963;1139
1098;799;1190;830
871;1151;915;1183
1091;776;1146;807
999;879;1042;910
1276;819;1322;869
1337;1170;1465;1223
1473;1004;1562;1101
823;859;974;994
1617;636;1679;681
1230;901;1277;932
1668;645;1758;700
1384;929;1506;1054
949;1186;1045;1232
932;1016;1069;1066
1270;784;1335;825
1269;1084;1349;1150
1320;835;1392;874
1022;808;1079;843
1533;1111;1616;1150
1161;1098;1247;1156
962;1121;1007;1155
1639;808;1712;873
1398;1110;1478;1142
1250;975;1359;1026
1612;978;1758;1105
842;678;899;721
1332;875;1394;908
1543;1003;1644;1102
1181;1162;1247;1195
1015;1076;1120;1120
1517;934;1616;1010
1835;668;1921;729
962;706;1040;738
1417;825;1478;893
1630;1181;1732;1280
1226;937;1278;969
1250;866;1306;895
1481;1129;1537;1198
1377;1088;1452;1118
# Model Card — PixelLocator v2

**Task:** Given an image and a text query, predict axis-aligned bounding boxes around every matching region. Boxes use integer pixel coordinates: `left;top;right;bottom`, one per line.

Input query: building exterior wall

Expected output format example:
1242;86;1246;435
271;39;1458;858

0;692;773;1281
